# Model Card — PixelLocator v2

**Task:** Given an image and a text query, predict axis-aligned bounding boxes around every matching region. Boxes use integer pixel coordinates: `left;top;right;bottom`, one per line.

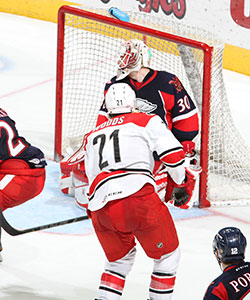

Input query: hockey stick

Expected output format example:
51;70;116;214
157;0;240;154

0;210;89;236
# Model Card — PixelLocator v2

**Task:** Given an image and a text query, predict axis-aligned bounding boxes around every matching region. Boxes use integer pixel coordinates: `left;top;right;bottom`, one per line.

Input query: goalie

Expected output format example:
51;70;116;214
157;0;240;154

60;39;201;208
67;82;197;299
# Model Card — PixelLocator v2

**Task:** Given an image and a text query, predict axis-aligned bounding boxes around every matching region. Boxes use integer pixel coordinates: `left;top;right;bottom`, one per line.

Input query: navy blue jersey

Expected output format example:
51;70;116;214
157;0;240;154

97;69;199;143
0;109;46;168
204;261;250;300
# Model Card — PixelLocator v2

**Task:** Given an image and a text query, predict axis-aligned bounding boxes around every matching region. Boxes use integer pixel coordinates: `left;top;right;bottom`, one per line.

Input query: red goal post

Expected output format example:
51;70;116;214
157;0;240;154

55;5;250;207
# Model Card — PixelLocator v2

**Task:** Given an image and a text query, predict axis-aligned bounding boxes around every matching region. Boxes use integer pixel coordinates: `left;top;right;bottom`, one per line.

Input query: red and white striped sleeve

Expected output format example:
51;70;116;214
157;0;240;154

145;115;186;185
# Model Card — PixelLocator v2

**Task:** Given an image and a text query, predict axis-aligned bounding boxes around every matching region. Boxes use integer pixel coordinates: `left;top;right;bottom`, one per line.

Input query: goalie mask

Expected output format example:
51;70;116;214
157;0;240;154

105;83;137;115
213;227;247;264
117;39;152;80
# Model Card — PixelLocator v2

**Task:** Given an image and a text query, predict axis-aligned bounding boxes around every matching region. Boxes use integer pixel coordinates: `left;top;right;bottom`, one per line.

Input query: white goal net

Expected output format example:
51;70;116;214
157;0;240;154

55;6;250;207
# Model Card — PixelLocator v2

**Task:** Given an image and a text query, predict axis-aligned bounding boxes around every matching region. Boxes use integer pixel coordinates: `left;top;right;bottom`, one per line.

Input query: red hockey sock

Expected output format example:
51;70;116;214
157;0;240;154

98;270;125;300
149;272;176;299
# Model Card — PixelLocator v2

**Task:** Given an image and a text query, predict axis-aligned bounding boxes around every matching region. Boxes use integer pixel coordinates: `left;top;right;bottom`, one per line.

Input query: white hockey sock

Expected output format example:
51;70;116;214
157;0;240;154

97;248;136;299
149;247;180;299
98;270;125;300
149;272;176;299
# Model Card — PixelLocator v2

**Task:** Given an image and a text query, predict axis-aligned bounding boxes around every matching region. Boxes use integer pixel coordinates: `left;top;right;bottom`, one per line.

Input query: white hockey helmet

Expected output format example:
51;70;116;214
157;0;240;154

105;83;137;115
117;39;152;80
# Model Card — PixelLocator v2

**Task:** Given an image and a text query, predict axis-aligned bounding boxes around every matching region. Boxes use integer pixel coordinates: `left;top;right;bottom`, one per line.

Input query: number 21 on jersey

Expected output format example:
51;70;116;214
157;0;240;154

93;129;121;170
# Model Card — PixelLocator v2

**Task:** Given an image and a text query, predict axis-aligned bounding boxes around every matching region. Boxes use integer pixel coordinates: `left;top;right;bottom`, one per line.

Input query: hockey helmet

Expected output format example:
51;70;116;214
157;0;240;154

105;83;137;115
117;39;152;80
213;227;247;263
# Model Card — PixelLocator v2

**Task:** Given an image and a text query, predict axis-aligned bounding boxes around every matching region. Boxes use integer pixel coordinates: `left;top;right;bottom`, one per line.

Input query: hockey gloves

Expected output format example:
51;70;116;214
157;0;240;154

181;140;198;166
181;141;195;156
165;168;196;209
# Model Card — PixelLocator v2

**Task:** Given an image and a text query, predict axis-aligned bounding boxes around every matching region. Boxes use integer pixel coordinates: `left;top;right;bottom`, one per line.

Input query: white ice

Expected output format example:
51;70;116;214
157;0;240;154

1;12;250;300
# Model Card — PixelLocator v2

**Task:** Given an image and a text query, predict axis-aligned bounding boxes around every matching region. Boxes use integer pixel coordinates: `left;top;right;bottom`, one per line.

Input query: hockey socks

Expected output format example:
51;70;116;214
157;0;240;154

149;272;176;299
97;270;125;300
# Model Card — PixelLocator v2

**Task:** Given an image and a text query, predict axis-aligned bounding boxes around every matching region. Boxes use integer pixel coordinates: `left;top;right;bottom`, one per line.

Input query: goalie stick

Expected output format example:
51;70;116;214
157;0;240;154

0;210;89;236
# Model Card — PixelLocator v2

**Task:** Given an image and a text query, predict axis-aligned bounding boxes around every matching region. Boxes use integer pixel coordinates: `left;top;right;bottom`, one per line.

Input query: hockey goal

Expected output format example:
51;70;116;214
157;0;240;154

55;5;250;207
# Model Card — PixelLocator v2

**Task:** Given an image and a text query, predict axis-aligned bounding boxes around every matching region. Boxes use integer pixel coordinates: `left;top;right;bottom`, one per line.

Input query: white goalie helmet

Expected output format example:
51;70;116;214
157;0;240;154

105;83;137;115
117;39;152;80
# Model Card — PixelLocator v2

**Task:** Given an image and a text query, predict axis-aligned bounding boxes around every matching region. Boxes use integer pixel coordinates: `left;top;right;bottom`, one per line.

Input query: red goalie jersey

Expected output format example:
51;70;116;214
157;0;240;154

68;111;186;211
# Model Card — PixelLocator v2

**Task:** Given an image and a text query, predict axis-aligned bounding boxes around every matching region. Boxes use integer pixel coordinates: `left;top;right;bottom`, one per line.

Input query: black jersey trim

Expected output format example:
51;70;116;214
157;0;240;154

162;159;185;168
158;146;183;159
109;168;153;176
89;170;154;201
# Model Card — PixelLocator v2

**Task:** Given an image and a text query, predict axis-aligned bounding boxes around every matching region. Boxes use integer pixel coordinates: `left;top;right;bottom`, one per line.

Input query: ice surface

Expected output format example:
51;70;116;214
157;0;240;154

0;12;250;300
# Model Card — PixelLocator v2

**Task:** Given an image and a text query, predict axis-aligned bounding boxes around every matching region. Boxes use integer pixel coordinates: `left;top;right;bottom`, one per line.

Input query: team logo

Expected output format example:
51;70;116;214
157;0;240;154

169;76;183;93
157;242;163;248
28;158;40;165
136;98;157;113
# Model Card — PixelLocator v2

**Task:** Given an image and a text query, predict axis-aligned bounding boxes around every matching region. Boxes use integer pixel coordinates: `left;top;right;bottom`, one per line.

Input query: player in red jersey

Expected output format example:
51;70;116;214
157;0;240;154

0;108;46;261
204;227;250;300
60;39;201;209
67;83;197;300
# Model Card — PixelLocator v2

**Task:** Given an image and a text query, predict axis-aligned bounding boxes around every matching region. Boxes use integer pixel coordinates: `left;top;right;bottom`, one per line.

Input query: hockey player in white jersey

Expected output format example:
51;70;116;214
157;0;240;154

68;83;196;300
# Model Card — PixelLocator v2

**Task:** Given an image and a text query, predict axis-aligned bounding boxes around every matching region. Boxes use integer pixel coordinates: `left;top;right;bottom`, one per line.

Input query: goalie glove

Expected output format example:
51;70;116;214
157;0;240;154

165;168;196;209
181;140;198;166
181;141;195;156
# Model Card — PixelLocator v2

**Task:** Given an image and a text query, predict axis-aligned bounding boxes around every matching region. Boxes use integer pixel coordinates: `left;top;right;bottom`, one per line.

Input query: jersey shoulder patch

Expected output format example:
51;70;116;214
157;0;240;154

168;75;184;93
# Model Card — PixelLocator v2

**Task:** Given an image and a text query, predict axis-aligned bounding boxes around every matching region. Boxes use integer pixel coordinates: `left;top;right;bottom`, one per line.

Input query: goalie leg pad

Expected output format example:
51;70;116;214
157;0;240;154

59;160;74;195
72;162;89;209
60;160;89;210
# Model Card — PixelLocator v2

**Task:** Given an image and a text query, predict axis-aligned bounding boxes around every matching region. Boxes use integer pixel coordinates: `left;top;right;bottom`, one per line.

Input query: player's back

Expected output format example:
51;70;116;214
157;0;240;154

85;112;157;180
85;111;183;211
0;109;31;160
204;261;250;300
224;262;250;299
0;108;46;168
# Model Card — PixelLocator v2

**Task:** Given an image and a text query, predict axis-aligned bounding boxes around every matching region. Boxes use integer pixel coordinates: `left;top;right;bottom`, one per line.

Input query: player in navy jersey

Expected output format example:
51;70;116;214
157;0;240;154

97;39;199;153
0;108;47;262
204;227;250;300
67;83;197;300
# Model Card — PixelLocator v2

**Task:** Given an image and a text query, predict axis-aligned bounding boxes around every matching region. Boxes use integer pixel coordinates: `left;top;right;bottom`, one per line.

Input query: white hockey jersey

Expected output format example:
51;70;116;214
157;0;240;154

68;112;186;211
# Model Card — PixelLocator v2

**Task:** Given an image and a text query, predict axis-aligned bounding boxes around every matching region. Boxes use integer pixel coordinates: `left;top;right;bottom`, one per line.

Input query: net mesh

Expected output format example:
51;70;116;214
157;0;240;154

57;8;250;205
